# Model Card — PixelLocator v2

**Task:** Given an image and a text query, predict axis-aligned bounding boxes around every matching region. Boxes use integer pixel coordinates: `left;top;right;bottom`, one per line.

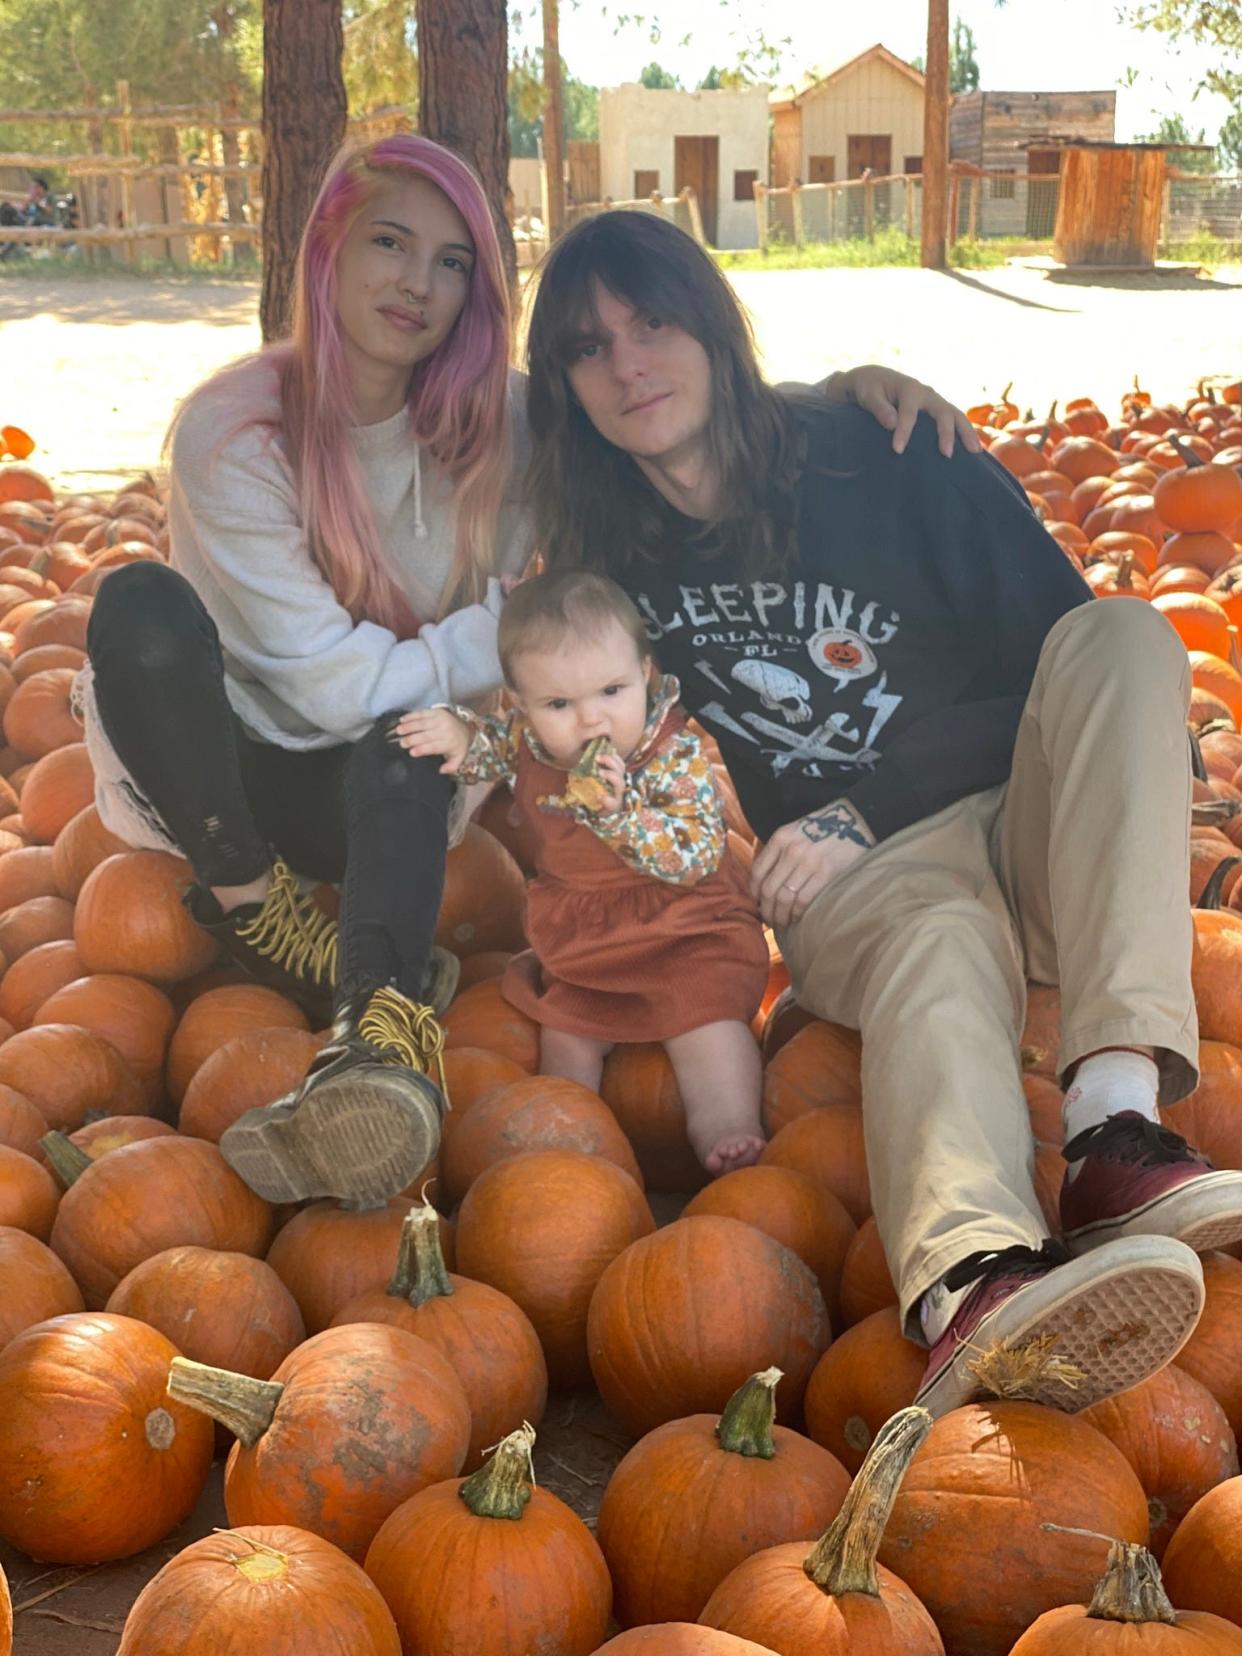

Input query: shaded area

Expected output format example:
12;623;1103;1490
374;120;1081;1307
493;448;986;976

0;273;260;327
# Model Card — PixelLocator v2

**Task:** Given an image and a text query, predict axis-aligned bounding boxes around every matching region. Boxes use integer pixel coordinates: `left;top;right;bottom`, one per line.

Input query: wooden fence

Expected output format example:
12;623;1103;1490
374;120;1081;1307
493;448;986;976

0;87;409;266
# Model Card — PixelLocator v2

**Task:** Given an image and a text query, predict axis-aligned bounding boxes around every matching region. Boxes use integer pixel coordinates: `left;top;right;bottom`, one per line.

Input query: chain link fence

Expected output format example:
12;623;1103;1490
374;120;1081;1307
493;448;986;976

1162;173;1242;250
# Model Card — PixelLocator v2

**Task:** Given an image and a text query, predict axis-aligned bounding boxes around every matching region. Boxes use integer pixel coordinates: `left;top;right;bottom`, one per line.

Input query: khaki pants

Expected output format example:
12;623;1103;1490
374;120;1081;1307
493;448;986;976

779;599;1198;1336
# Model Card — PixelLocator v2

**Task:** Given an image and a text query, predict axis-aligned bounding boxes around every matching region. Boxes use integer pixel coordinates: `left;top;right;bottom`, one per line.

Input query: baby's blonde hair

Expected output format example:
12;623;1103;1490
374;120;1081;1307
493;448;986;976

498;569;651;688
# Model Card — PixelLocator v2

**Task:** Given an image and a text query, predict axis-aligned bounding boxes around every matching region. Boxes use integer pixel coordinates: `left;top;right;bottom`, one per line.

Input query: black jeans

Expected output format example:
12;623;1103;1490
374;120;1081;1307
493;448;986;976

86;562;454;1007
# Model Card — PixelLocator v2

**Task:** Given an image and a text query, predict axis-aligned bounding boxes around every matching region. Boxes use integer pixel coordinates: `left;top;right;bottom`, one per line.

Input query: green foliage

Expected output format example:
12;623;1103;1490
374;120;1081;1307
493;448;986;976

1217;111;1242;171
342;0;418;116
714;230;1030;271
910;15;981;94
698;65;751;90
1136;112;1218;172
638;61;681;89
508;50;598;159
1128;0;1242;104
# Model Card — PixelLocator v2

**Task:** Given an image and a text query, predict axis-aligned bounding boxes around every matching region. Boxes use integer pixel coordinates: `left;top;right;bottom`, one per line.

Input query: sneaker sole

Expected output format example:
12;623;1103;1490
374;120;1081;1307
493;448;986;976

220;1067;441;1206
1065;1169;1242;1255
915;1234;1205;1418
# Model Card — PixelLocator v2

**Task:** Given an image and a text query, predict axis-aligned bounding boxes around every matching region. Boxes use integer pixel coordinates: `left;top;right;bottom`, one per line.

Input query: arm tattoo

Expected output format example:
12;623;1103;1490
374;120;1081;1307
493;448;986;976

800;803;873;848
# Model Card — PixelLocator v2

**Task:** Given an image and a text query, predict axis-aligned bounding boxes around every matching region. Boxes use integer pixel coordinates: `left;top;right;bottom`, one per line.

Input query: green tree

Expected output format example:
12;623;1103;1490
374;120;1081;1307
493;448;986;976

1128;0;1242;104
910;14;980;93
698;65;750;90
1137;112;1218;172
342;0;419;115
508;49;597;157
1217;110;1242;171
638;61;681;89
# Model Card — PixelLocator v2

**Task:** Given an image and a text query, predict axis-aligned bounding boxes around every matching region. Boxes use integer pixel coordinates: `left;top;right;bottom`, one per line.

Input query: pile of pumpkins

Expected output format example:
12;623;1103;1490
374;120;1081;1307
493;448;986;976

1;395;1242;1655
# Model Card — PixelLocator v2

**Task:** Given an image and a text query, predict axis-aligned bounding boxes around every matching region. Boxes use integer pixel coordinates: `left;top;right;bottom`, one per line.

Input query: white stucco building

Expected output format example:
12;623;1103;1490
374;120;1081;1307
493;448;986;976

598;83;771;249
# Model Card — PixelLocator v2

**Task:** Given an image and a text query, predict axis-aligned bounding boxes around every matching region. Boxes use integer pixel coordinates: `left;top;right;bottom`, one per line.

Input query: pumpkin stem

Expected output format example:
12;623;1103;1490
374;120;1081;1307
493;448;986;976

39;1130;92;1187
1189;728;1209;784
389;1200;454;1305
1196;857;1242;911
803;1406;932;1598
1116;551;1135;590
715;1367;782;1459
1087;1540;1178;1625
1171;432;1206;470
458;1423;537;1520
166;1357;283;1448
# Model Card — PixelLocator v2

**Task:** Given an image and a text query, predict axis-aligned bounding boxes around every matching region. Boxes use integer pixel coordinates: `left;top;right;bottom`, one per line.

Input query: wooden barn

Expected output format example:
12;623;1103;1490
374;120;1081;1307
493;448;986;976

769;43;926;191
949;88;1116;236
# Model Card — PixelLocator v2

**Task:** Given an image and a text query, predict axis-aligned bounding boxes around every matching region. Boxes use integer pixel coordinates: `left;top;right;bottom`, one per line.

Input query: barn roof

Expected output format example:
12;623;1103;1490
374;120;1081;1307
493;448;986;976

769;43;925;111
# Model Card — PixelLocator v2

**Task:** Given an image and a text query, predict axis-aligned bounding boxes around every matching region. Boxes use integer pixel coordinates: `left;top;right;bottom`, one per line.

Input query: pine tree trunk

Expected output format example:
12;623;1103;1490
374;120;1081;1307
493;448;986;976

416;0;516;288
542;0;565;239
920;0;950;270
260;0;347;341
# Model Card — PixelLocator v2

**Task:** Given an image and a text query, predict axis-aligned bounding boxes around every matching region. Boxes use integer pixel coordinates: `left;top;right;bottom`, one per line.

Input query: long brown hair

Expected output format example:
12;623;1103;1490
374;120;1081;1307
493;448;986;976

524;209;804;581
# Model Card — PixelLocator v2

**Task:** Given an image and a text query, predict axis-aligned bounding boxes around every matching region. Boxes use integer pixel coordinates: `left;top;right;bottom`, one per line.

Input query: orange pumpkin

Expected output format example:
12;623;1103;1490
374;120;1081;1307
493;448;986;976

329;1204;548;1470
839;1216;898;1326
759;1106;871;1225
167;1323;471;1561
1154;456;1242;535
1161;533;1238;579
456;1149;654;1387
34;972;177;1106
0;843;56;908
877;1402;1150;1656
49;1135;273;1308
0;1021;146;1129
441;1073;642;1207
1174;1252;1242;1436
1081;1363;1238;1557
587;1215;830;1436
598;1367;851;1628
0;1143;59;1239
699;1407;942;1656
265;1195;455;1333
0;892;75;961
116;1525;402;1656
594;1632;781;1655
107;1246;305;1383
1191;907;1242;1046
0;464;54;505
0;1312;214;1563
64;1113;177;1160
434;822;528;956
760;1019;862;1136
73;849;219;986
165;983;309;1104
51;803;129;898
442;978;539;1071
1153;592;1233;657
1;667;81;759
1162;1041;1242;1170
364;1424;612;1654
1160;1477;1242;1629
803;1307;926;1475
0;1082;48;1157
0;1224;85;1348
684;1164;855;1325
600;1042;706;1192
178;1025;324;1142
11;594;91;656
0;937;83;1029
15;741;93;843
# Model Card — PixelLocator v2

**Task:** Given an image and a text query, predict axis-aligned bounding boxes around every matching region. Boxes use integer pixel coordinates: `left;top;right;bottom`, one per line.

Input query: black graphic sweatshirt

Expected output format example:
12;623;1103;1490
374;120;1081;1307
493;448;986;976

617;403;1092;845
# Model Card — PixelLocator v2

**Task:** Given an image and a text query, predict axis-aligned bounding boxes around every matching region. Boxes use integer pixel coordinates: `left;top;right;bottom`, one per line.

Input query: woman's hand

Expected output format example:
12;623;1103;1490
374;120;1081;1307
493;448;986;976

822;366;981;459
392;707;473;774
751;799;875;929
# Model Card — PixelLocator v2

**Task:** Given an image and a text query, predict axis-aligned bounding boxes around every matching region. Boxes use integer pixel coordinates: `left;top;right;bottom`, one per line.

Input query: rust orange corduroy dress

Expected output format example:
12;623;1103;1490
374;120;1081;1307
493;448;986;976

500;714;769;1044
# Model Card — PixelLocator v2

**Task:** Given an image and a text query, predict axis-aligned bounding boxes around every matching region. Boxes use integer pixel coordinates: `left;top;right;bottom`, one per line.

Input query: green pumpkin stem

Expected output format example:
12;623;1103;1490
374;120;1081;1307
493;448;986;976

39;1130;92;1187
714;1367;782;1459
1088;1541;1177;1625
803;1406;933;1598
389;1201;454;1306
166;1357;284;1448
458;1423;537;1520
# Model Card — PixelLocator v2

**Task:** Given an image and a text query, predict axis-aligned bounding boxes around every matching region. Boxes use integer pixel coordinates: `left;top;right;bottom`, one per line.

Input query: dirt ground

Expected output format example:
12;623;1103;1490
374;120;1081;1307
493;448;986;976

1;260;1241;491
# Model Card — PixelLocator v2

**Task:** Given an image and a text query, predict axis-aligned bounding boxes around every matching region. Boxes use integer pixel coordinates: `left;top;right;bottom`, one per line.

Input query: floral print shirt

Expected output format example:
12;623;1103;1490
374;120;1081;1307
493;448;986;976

447;674;727;886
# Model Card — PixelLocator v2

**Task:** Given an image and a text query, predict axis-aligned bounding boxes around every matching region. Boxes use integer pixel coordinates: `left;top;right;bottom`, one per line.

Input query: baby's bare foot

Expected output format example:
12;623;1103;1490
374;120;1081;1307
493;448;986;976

704;1133;767;1176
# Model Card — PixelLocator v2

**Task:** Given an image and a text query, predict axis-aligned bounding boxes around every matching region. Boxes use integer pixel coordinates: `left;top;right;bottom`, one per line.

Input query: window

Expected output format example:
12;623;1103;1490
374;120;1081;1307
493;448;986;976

734;169;759;201
808;155;835;184
633;170;660;199
990;173;1016;199
903;155;923;176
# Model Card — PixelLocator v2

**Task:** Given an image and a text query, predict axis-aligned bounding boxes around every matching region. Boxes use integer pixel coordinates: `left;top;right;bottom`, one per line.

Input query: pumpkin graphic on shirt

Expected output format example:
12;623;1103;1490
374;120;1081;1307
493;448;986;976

807;627;878;689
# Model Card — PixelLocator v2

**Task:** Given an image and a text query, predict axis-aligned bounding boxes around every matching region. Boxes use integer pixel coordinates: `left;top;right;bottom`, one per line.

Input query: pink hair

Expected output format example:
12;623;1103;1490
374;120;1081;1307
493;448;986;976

175;134;512;638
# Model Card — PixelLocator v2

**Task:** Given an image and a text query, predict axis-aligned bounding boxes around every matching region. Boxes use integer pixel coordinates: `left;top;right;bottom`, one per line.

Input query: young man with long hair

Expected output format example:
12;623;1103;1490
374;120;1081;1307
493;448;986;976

524;207;1242;1415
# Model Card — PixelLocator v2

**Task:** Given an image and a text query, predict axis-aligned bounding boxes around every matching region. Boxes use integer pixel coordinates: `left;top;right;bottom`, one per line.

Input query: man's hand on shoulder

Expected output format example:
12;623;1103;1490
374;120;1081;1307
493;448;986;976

751;800;876;929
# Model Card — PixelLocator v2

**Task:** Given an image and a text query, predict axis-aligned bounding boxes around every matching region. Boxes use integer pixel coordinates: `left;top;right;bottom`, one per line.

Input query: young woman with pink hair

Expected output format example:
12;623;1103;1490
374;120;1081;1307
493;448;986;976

81;131;972;1208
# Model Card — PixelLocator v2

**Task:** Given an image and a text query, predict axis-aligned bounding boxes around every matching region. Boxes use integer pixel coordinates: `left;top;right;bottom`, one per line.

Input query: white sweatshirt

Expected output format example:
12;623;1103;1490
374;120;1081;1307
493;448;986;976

163;353;534;747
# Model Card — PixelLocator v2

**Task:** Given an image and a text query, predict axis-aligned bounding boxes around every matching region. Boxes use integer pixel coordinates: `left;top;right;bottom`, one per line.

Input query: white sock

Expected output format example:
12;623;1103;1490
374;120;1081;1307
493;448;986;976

1062;1050;1160;1172
919;1275;971;1344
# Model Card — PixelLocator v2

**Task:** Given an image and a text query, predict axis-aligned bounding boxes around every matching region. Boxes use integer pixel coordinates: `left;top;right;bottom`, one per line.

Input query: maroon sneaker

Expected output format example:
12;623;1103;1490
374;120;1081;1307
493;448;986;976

914;1235;1204;1418
1061;1111;1242;1253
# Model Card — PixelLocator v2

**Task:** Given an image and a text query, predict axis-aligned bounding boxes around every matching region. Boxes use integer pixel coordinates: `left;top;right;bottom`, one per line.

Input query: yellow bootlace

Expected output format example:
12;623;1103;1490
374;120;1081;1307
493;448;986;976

233;859;338;987
358;984;448;1099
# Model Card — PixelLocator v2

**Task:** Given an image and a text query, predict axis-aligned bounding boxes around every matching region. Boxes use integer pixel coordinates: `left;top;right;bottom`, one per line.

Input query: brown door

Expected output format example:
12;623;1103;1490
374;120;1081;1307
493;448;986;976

1027;145;1063;237
846;134;892;233
675;134;719;245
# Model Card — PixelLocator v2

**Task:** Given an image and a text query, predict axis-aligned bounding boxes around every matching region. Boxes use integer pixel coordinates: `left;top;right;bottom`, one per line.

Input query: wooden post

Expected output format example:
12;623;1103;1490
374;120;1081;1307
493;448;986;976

966;171;979;239
541;0;565;239
863;169;874;241
905;174;916;240
116;79;136;268
921;0;949;268
947;169;961;250
790;181;804;247
754;179;768;250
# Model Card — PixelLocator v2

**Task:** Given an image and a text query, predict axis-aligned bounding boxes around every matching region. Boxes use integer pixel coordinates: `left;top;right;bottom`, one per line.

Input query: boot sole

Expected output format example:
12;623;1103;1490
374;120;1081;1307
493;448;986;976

915;1234;1205;1418
1065;1168;1242;1255
220;1067;441;1206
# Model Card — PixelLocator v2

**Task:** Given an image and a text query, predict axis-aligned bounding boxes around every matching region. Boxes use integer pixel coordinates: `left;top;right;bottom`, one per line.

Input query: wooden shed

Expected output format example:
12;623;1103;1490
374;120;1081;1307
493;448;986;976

949;88;1115;236
1052;142;1167;267
769;44;925;190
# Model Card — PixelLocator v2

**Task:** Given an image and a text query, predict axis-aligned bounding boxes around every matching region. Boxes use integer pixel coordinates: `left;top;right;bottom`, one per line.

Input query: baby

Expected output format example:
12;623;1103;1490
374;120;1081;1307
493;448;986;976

395;569;770;1174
